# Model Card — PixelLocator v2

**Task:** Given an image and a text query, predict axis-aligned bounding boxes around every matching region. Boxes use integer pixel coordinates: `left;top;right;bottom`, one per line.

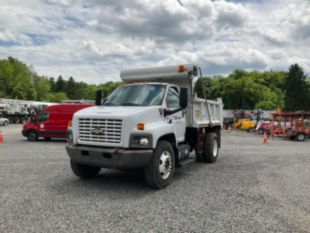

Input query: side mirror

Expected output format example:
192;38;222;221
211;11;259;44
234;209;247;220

180;88;188;109
95;90;102;106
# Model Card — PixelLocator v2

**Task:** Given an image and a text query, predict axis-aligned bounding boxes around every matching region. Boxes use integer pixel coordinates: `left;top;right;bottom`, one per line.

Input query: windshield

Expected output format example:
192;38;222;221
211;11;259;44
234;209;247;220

32;111;49;123
104;84;166;106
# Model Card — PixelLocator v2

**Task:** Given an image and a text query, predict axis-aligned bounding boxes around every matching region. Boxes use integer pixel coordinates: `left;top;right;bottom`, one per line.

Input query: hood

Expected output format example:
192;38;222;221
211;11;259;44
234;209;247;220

74;105;157;118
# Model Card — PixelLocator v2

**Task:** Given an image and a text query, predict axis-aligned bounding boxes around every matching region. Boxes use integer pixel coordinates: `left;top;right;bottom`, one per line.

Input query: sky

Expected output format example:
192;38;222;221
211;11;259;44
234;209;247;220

0;0;309;84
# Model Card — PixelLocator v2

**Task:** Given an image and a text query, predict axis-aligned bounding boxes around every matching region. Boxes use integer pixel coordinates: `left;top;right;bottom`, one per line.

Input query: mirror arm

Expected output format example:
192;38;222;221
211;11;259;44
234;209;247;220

164;107;185;117
95;90;102;106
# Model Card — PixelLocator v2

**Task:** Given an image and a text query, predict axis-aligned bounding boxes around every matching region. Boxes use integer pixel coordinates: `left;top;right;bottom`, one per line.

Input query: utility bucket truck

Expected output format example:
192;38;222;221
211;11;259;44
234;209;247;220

66;65;223;189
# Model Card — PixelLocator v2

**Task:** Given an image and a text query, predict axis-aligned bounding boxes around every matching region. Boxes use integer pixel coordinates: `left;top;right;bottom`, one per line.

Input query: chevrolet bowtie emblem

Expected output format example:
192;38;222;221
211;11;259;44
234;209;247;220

91;127;104;135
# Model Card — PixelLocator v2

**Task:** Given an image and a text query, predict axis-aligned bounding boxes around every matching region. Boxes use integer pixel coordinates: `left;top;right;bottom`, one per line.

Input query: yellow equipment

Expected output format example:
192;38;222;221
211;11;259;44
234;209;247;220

241;119;257;130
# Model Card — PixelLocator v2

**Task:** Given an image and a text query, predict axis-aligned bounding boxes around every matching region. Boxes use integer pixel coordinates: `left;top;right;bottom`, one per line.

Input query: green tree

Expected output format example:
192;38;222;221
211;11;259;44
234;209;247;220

75;82;90;99
98;81;123;97
229;69;248;80
7;57;35;100
284;64;309;111
0;59;14;97
83;84;98;100
33;75;51;101
2;56;304;110
3;57;36;99
47;92;68;103
55;75;66;92
65;76;76;99
11;73;35;100
194;69;286;110
0;57;125;102
49;77;56;92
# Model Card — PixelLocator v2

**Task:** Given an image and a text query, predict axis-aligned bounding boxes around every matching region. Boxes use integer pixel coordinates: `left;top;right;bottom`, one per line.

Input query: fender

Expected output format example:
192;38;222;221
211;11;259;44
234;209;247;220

144;122;177;149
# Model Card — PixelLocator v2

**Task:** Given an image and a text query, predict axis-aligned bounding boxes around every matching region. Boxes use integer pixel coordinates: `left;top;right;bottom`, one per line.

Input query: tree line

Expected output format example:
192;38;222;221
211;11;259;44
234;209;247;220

0;57;122;103
0;57;309;110
195;64;310;111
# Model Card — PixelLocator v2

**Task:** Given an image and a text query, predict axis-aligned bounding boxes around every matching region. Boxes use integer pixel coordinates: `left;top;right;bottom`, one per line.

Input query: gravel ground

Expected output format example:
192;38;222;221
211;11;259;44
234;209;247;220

0;125;309;233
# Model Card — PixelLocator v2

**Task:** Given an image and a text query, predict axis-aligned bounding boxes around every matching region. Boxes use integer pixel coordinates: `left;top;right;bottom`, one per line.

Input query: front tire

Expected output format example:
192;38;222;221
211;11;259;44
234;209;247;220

257;128;264;135
70;160;101;179
27;130;38;141
3;121;8;126
144;141;175;189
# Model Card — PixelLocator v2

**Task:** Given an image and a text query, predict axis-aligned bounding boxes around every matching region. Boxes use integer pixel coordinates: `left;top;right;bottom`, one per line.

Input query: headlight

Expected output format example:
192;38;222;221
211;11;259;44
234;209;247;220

140;137;149;146
130;134;152;148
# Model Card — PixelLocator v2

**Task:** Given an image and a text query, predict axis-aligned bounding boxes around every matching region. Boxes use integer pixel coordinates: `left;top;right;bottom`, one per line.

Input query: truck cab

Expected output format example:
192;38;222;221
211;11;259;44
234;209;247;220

66;65;223;189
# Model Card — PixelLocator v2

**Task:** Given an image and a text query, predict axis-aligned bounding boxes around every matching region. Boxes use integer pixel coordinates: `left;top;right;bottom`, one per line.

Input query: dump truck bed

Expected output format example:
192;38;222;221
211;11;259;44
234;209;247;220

192;97;223;128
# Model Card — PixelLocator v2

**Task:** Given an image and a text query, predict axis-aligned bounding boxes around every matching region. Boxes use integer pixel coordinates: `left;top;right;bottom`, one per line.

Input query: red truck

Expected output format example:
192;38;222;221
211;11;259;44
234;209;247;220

22;103;93;141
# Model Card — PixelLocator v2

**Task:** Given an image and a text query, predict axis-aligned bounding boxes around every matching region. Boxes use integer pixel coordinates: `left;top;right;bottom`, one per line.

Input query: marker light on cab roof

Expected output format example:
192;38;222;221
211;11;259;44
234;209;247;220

178;65;187;73
137;123;144;130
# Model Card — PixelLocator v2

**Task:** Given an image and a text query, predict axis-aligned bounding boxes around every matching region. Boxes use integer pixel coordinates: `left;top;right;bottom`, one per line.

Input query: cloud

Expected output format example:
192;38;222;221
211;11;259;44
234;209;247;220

295;24;310;40
0;0;309;84
214;0;249;28
91;0;215;43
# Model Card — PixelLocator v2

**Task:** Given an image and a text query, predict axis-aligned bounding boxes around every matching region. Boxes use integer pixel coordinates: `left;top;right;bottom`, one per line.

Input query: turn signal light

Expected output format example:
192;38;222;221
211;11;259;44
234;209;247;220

68;120;72;129
137;123;144;130
178;65;187;73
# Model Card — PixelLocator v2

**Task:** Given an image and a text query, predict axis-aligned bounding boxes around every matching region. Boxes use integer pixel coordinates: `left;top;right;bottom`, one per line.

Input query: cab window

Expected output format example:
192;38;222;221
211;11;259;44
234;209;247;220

34;111;49;123
166;87;180;109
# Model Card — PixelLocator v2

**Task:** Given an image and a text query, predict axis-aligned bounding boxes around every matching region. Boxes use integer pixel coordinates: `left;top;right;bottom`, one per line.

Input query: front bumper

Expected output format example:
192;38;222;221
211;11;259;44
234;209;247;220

66;144;153;169
22;130;27;137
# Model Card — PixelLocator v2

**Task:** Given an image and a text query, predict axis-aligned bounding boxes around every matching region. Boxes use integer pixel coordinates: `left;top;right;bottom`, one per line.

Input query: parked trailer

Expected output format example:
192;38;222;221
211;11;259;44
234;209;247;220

0;103;29;123
0;99;56;123
270;111;310;141
66;64;223;189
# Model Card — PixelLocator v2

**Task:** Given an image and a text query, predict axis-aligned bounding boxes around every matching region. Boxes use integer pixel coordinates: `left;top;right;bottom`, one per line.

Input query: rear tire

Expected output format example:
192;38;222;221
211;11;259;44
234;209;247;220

204;133;219;163
70;160;101;179
296;133;306;142
144;141;175;189
27;130;38;141
3;121;8;126
196;133;219;163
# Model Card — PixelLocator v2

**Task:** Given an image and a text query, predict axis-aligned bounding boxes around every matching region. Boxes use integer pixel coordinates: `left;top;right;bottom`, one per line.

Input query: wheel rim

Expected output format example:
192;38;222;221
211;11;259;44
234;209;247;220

29;133;35;141
159;150;172;180
298;134;305;141
213;139;218;157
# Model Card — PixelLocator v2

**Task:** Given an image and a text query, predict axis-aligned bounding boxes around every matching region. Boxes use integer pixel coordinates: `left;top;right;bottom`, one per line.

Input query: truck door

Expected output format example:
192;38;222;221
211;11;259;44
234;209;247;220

34;111;50;136
166;87;186;142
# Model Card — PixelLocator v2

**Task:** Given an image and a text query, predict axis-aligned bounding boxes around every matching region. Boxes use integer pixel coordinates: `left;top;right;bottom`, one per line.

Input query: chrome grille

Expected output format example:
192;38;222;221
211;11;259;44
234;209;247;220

78;118;122;144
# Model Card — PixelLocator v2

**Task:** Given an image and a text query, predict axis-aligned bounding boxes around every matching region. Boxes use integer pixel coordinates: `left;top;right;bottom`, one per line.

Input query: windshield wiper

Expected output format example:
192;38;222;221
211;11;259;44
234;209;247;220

103;102;117;106
121;102;142;106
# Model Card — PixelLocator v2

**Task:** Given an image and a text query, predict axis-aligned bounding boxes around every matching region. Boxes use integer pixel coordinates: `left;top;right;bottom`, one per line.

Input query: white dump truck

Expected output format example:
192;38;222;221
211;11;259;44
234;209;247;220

66;65;223;188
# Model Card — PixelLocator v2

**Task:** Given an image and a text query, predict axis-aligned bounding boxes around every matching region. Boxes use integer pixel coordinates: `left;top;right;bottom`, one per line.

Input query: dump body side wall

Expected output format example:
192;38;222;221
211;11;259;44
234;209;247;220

192;98;223;128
